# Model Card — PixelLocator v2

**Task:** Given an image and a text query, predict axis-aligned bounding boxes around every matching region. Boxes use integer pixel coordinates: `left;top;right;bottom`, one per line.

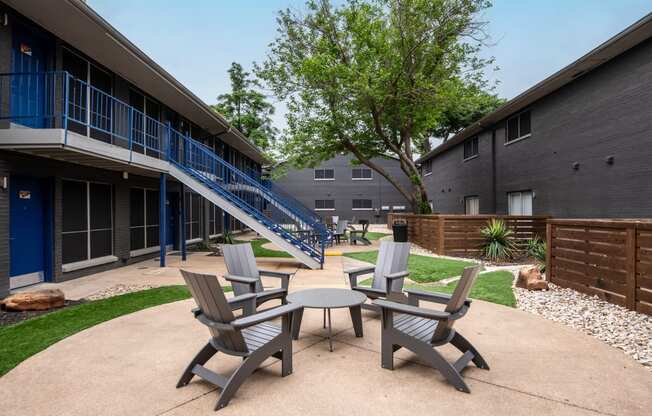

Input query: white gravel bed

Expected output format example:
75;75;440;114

85;284;159;301
515;282;652;370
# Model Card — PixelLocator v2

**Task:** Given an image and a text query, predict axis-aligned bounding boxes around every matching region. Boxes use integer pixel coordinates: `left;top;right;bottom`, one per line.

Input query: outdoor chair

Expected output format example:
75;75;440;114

373;265;489;393
349;220;371;245
332;219;349;245
345;240;410;310
222;243;293;309
177;270;301;411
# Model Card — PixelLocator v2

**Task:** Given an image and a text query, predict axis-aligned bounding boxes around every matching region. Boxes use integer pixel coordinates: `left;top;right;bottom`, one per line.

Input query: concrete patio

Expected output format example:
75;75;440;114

1;246;651;415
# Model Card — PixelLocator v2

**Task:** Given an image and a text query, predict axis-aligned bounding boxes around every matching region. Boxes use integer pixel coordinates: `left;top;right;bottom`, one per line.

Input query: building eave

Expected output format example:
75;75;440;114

4;0;269;164
417;12;652;164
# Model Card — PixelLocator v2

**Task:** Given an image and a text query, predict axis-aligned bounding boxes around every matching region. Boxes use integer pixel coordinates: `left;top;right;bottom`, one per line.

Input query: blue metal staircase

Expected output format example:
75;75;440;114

167;131;329;269
0;71;330;269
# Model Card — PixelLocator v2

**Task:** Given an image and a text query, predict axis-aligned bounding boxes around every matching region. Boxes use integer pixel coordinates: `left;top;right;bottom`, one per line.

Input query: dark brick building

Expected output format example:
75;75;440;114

418;13;652;218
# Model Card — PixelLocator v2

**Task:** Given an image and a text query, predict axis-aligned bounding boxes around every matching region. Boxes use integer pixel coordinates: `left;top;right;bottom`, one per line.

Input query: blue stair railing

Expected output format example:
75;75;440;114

0;71;329;266
168;131;329;264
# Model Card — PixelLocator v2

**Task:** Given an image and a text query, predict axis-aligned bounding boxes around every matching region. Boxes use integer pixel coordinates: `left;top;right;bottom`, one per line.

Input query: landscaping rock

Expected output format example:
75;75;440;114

1;289;65;311
516;267;549;290
516;282;652;371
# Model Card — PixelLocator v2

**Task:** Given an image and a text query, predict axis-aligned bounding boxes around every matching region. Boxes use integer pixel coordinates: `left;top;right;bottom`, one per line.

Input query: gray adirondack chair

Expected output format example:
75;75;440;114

345;241;410;310
332;219;349;245
349;220;371;245
373;265;489;393
222;243;292;308
177;270;302;411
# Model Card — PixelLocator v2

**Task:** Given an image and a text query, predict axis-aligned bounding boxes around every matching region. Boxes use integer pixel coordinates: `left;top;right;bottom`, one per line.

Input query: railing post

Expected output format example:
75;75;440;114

165;121;171;161
63;73;69;145
128;107;133;162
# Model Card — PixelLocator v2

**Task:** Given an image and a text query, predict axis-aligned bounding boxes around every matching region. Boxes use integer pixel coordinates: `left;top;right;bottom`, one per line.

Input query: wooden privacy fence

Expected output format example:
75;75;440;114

547;219;652;315
387;214;548;257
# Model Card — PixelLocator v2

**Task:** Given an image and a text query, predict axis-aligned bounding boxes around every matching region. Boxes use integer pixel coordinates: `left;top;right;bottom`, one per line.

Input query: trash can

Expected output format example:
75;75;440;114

392;220;408;242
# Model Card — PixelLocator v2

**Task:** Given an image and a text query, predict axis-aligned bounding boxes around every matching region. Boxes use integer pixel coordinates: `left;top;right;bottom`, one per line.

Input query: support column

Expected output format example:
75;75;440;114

159;173;167;267
180;187;187;261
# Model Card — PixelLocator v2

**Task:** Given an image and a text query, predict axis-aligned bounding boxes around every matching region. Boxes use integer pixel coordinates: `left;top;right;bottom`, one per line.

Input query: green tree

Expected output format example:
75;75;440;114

213;62;278;150
257;0;494;213
424;77;504;152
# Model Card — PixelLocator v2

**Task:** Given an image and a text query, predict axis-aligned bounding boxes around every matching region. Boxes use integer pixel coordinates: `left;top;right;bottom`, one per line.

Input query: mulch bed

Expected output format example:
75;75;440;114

0;299;86;327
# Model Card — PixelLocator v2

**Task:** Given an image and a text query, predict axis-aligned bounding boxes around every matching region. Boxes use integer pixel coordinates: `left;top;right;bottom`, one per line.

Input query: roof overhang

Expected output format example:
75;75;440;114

4;0;268;164
418;12;652;163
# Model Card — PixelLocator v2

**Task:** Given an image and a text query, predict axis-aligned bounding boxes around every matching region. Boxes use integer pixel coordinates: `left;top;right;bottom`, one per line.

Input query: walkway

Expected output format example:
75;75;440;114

1;246;650;415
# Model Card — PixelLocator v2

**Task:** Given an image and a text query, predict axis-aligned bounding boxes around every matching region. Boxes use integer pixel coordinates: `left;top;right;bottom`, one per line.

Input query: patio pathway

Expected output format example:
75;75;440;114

1;253;651;415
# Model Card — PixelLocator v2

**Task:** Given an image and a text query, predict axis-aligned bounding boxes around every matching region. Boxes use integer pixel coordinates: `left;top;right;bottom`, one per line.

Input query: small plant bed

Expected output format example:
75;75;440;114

0;285;227;377
233;238;292;258
0;299;86;327
344;251;476;283
408;271;516;308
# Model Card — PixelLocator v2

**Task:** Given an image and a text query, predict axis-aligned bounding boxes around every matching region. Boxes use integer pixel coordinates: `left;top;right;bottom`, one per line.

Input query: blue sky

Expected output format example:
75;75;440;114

89;0;651;130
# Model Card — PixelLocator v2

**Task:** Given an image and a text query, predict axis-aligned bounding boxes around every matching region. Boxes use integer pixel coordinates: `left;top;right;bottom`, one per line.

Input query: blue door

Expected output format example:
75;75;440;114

11;25;48;128
166;192;178;249
10;176;47;288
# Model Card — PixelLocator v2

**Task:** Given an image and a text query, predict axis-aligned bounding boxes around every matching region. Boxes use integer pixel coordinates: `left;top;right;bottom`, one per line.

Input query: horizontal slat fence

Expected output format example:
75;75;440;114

387;214;548;257
547;219;652;315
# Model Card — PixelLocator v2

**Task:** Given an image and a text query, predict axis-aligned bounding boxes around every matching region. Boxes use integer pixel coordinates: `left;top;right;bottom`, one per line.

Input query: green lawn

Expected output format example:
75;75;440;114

233;238;292;258
365;232;390;241
343;251;476;283
0;285;220;377
407;271;516;307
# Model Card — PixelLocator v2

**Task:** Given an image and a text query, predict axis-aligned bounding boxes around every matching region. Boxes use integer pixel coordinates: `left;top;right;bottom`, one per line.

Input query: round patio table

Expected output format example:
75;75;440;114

286;288;367;352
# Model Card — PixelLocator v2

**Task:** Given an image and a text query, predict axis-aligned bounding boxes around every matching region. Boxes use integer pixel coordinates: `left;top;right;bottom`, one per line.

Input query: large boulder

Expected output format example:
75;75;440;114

0;289;66;311
516;267;549;291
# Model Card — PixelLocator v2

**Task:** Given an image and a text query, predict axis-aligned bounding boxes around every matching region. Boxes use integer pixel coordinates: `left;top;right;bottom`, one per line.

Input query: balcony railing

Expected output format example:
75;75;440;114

0;71;329;265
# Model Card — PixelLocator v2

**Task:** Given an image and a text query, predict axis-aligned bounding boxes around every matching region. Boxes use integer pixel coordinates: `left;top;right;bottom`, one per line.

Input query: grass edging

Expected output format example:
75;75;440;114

234;238;292;258
343;250;476;283
407;270;517;307
0;285;215;377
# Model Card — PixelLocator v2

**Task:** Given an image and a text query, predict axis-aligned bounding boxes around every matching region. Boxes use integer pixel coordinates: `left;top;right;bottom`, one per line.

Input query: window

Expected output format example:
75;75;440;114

352;199;373;210
315;200;335;211
209;204;222;237
422;160;432;176
508;191;533;215
505;110;531;144
129;188;160;254
464;196;479;215
463;136;479;160
62;180;113;265
314;168;335;180
185;192;204;240
352;168;372;180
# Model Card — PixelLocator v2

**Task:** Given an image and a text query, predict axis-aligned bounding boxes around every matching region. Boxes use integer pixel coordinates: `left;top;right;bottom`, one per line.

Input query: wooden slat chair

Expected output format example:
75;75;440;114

345;241;410;310
222;243;292;309
177;270;302;411
332;219;349;245
373;265;489;393
349;220;371;245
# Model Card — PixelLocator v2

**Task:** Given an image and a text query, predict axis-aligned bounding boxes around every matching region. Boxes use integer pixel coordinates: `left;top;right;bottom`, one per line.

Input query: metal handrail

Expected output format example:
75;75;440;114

0;71;327;264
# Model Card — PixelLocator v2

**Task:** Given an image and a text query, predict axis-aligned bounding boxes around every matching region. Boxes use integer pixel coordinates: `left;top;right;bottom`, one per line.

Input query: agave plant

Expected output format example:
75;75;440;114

526;236;547;272
480;219;516;261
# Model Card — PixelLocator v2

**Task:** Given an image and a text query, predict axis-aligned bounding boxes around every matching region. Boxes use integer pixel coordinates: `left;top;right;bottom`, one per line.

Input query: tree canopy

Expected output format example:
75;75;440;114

257;0;497;213
213;62;278;150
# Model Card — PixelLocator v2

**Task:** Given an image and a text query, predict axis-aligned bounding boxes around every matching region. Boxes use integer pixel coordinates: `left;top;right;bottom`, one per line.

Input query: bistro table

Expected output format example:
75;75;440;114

286;288;367;352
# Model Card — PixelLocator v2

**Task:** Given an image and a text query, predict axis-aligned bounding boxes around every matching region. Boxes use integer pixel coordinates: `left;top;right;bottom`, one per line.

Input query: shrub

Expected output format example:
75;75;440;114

480;219;516;261
526;236;547;272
